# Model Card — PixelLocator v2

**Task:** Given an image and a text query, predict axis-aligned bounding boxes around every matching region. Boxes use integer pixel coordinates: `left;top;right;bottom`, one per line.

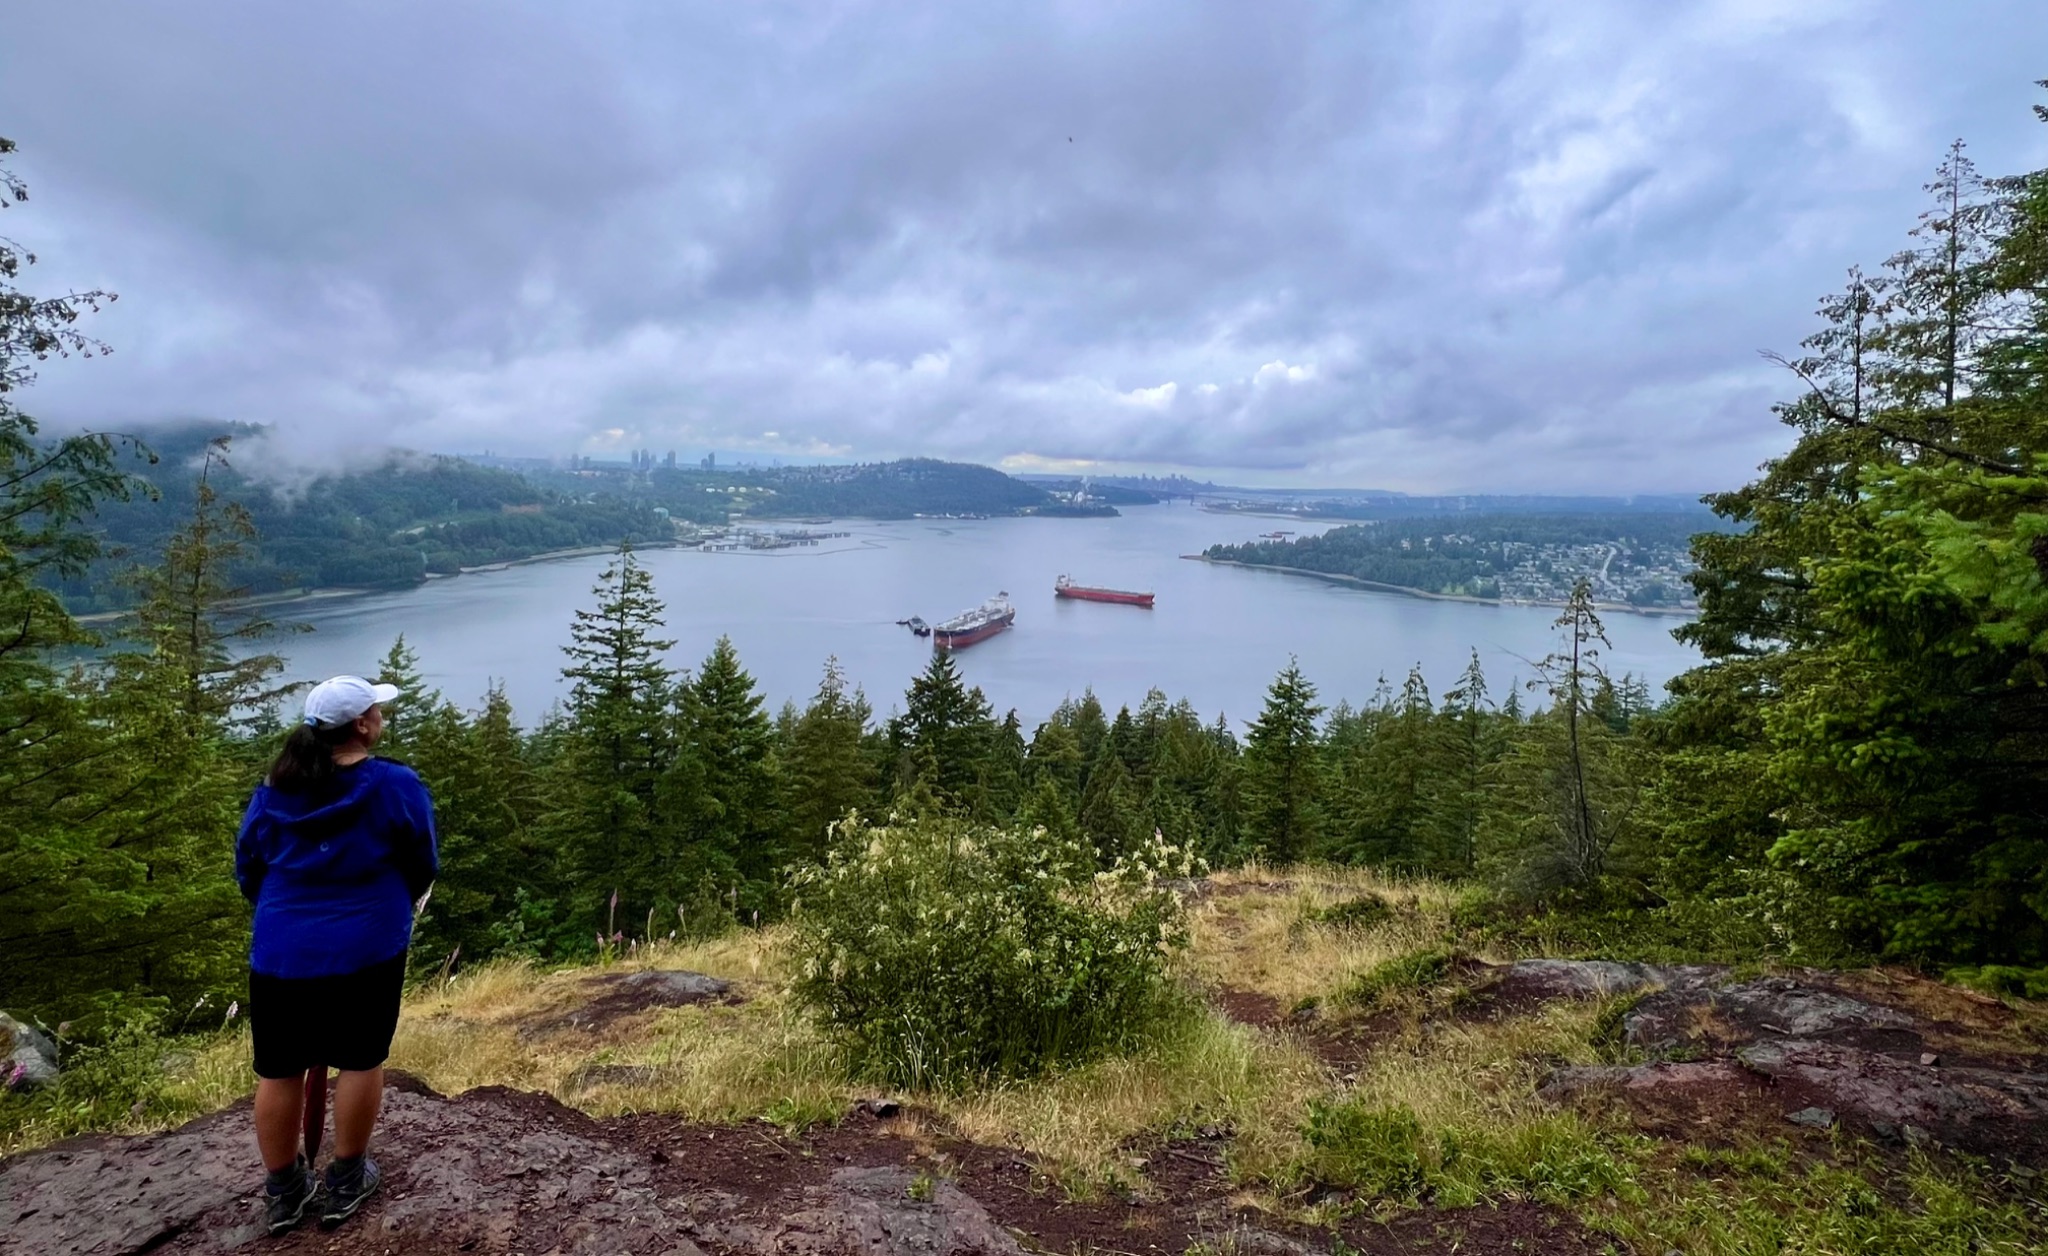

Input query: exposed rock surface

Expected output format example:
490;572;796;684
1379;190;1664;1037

1483;959;1721;1005
611;970;734;1006
1538;1060;1751;1101
767;1167;1022;1256
1;1014;59;1092
524;968;738;1039
1738;1040;2048;1156
1625;975;1918;1054
1513;962;2048;1159
0;1081;1019;1256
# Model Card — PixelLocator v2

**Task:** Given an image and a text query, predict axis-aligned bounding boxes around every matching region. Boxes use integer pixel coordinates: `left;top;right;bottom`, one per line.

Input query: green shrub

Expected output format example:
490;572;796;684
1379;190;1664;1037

1332;947;1458;1013
0;1021;190;1153
1300;1099;1430;1197
787;813;1198;1088
1947;965;2048;1001
1295;1097;1636;1209
1306;893;1396;932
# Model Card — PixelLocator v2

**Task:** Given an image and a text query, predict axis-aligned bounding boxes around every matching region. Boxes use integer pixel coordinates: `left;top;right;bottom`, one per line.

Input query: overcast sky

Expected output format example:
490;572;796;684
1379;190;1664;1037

3;2;2044;493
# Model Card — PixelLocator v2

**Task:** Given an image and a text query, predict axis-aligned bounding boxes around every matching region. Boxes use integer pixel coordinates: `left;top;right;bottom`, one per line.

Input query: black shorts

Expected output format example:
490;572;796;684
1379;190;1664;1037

249;952;407;1079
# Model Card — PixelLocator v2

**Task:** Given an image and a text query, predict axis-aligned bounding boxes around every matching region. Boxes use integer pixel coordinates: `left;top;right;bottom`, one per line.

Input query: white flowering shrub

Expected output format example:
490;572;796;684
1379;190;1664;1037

788;813;1200;1087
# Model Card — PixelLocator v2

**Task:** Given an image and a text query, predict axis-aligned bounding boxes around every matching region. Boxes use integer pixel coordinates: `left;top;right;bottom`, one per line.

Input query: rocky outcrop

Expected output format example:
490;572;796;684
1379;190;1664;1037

524;968;739;1039
763;1167;1023;1256
0;1079;1024;1256
1515;962;2048;1159
1737;1040;2048;1156
608;970;734;1006
1537;1060;1751;1101
1624;975;1918;1054
1482;959;1722;1005
1;1014;59;1093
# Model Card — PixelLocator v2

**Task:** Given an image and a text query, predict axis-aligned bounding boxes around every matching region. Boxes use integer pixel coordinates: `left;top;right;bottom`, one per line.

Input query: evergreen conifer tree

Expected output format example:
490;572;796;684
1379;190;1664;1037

891;650;995;806
545;543;679;935
780;657;878;866
1481;583;1646;895
1025;715;1087;810
1078;741;1145;866
678;635;779;910
1416;651;1498;875
372;634;434;759
1240;658;1325;863
119;439;298;727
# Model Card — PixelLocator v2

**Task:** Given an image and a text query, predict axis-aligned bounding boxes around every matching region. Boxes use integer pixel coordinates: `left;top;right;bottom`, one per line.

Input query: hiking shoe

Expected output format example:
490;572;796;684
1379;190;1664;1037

319;1156;381;1228
263;1160;321;1236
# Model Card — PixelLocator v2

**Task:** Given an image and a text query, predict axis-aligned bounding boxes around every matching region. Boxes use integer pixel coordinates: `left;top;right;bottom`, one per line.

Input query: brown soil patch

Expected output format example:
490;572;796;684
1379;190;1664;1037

1210;988;1401;1075
1215;987;1290;1030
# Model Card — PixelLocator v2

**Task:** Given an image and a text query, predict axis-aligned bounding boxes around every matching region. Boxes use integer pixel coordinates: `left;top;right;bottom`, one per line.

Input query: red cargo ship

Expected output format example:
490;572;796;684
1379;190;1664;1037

1054;575;1155;608
933;593;1016;649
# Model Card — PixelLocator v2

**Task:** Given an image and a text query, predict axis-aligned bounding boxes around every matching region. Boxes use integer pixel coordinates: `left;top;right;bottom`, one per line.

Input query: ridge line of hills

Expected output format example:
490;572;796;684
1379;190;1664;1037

51;421;1714;613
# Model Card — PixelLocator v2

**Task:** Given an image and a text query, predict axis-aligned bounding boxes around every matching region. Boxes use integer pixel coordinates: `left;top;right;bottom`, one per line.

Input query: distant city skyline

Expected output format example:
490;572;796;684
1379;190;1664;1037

3;2;2045;494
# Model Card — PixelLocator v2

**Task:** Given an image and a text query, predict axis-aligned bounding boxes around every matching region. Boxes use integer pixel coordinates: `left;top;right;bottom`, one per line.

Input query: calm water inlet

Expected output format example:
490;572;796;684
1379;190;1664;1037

269;503;1702;725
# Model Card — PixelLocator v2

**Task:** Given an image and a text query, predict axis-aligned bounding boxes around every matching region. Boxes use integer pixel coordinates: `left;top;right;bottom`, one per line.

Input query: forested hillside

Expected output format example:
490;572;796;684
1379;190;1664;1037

1205;512;1719;606
524;456;1079;523
47;422;671;611
47;433;1094;616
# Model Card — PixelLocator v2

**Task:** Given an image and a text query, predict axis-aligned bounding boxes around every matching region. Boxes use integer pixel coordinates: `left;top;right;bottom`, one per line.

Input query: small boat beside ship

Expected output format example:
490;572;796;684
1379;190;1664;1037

933;594;1015;649
899;615;931;637
1054;575;1155;608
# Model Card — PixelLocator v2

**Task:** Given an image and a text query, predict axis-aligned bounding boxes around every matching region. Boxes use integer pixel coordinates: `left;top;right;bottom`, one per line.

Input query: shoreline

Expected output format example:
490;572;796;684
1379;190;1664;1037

1183;555;1698;619
73;540;683;626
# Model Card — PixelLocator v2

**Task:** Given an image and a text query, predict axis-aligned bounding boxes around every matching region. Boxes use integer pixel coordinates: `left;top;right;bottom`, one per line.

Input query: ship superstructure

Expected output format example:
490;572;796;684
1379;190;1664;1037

933;593;1015;649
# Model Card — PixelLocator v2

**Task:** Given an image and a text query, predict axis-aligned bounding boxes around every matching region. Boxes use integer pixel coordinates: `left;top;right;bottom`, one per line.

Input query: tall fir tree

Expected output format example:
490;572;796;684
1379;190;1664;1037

1481;582;1646;895
120;438;299;727
676;635;780;911
891;650;995;806
780;657;879;866
544;542;679;935
1024;713;1087;810
1415;650;1498;875
372;633;434;759
1240;658;1325;863
1329;663;1431;869
51;452;296;1010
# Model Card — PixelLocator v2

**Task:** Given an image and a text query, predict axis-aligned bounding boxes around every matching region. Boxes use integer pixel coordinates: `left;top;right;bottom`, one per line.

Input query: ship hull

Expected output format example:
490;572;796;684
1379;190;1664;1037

934;609;1016;649
1055;585;1155;607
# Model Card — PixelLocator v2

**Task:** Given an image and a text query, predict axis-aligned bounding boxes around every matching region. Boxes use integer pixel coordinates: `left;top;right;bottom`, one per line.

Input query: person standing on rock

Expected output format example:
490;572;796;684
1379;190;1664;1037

234;675;438;1236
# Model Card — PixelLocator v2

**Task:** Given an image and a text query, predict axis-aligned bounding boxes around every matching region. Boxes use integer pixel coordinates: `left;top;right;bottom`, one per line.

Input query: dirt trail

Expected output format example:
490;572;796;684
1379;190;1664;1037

1;1074;1598;1256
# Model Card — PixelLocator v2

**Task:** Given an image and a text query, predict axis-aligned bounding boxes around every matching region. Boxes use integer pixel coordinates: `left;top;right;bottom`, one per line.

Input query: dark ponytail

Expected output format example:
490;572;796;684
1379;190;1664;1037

267;721;359;791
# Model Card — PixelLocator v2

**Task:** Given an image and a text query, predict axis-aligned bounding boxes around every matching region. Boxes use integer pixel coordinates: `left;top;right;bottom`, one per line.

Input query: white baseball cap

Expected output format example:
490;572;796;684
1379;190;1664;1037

302;675;401;729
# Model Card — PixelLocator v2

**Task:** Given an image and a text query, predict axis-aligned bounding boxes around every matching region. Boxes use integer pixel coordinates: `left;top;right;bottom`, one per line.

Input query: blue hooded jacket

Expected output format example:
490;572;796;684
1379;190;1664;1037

235;758;439;979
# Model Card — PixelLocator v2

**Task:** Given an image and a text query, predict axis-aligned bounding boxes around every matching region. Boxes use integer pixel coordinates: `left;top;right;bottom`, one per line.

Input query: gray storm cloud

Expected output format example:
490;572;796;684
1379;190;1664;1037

2;0;2043;492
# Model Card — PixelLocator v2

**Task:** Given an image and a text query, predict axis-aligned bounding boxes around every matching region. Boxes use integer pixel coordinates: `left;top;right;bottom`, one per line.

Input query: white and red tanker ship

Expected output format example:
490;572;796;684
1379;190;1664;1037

933;593;1016;649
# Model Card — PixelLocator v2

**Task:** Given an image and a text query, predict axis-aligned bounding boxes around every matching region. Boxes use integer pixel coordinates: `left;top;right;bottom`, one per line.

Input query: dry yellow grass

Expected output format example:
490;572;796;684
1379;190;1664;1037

1188;864;1476;1008
106;867;1581;1193
934;1010;1327;1195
